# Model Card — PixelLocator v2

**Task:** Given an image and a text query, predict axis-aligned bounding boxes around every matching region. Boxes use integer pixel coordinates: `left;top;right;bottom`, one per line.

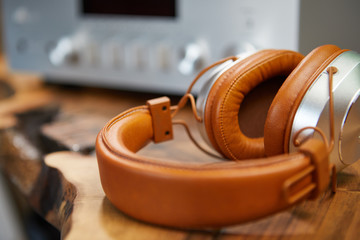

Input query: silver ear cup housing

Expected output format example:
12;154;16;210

289;50;360;172
196;52;258;150
195;58;239;148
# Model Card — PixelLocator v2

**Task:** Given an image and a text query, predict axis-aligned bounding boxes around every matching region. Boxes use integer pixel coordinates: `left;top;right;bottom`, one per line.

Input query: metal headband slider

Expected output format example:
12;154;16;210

147;97;173;143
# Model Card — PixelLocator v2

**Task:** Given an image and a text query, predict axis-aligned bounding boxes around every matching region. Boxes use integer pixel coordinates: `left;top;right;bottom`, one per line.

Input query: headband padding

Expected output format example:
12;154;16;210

96;106;312;228
102;106;153;154
264;45;347;156
204;50;304;160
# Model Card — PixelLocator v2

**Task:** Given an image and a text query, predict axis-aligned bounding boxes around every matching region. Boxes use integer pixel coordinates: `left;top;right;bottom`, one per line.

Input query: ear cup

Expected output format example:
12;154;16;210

264;45;348;156
204;50;304;160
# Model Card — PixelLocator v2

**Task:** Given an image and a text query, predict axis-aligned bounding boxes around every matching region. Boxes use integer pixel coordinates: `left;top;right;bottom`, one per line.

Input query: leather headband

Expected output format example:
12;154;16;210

96;105;329;228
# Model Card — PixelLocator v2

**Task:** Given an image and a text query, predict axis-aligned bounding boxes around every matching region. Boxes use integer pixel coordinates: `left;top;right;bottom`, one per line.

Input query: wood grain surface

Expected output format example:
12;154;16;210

0;64;359;239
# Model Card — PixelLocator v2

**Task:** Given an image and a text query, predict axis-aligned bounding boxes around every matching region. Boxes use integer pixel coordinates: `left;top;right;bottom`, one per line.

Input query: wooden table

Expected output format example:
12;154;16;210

0;63;359;240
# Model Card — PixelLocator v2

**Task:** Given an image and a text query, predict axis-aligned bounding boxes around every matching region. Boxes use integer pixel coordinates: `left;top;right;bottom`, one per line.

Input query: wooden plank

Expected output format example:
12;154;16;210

45;151;212;240
220;161;360;239
41;148;360;240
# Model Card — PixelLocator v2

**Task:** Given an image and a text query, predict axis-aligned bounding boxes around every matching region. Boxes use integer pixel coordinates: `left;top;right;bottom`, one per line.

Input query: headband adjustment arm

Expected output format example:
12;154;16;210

147;97;173;143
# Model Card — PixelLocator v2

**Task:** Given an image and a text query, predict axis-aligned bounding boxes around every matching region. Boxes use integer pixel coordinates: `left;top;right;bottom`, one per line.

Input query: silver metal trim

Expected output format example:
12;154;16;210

339;90;360;166
289;51;360;172
195;59;236;147
195;52;256;147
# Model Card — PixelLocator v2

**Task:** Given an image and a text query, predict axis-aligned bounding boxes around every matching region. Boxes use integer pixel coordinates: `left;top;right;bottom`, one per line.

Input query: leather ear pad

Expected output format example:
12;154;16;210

204;50;304;160
96;106;313;228
264;45;348;156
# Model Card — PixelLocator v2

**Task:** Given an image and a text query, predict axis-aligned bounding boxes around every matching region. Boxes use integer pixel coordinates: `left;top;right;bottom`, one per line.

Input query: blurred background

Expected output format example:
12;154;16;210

2;0;360;95
0;0;359;239
0;0;60;239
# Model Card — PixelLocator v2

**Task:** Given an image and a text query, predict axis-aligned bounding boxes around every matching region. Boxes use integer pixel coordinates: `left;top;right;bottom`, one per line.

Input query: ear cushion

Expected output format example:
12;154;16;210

204;50;304;160
264;45;348;156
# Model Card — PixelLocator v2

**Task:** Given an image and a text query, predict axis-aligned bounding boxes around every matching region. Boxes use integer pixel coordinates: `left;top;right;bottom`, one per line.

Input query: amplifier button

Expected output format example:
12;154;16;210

83;41;100;67
156;43;172;72
101;42;124;68
130;42;148;70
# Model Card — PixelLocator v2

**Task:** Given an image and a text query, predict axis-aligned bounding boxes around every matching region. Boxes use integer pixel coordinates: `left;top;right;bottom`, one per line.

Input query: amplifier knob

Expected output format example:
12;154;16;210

48;37;79;66
178;40;209;76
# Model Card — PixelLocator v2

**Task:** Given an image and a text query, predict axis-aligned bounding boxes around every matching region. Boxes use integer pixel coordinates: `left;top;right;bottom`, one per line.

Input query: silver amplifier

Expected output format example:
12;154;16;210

2;0;360;94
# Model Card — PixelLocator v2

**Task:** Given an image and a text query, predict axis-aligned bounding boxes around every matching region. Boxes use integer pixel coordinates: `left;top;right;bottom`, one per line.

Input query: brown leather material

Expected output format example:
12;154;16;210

204;50;304;160
146;97;173;143
264;45;348;156
96;106;319;228
298;139;330;199
95;45;343;228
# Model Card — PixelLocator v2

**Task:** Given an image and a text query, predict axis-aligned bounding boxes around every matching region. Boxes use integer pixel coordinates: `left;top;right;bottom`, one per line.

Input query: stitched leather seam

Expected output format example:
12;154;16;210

103;133;307;171
105;105;148;131
206;50;274;153
206;63;238;151
219;51;296;159
101;106;307;171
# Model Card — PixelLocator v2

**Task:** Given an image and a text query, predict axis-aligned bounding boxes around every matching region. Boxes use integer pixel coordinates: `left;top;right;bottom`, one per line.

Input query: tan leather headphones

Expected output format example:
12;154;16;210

96;45;360;228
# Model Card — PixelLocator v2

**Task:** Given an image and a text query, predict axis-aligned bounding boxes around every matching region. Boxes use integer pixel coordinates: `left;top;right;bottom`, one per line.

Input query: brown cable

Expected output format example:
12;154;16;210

172;120;223;159
169;56;238;158
327;67;338;193
293;126;329;149
326;66;337;152
171;56;237;120
171;93;202;122
185;56;238;95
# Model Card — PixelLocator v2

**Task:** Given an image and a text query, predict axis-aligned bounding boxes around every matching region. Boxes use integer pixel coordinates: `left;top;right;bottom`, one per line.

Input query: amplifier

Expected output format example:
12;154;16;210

2;0;360;93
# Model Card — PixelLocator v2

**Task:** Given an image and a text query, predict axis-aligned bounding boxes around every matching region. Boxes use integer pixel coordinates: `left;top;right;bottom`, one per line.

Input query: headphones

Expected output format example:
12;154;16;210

96;45;360;228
